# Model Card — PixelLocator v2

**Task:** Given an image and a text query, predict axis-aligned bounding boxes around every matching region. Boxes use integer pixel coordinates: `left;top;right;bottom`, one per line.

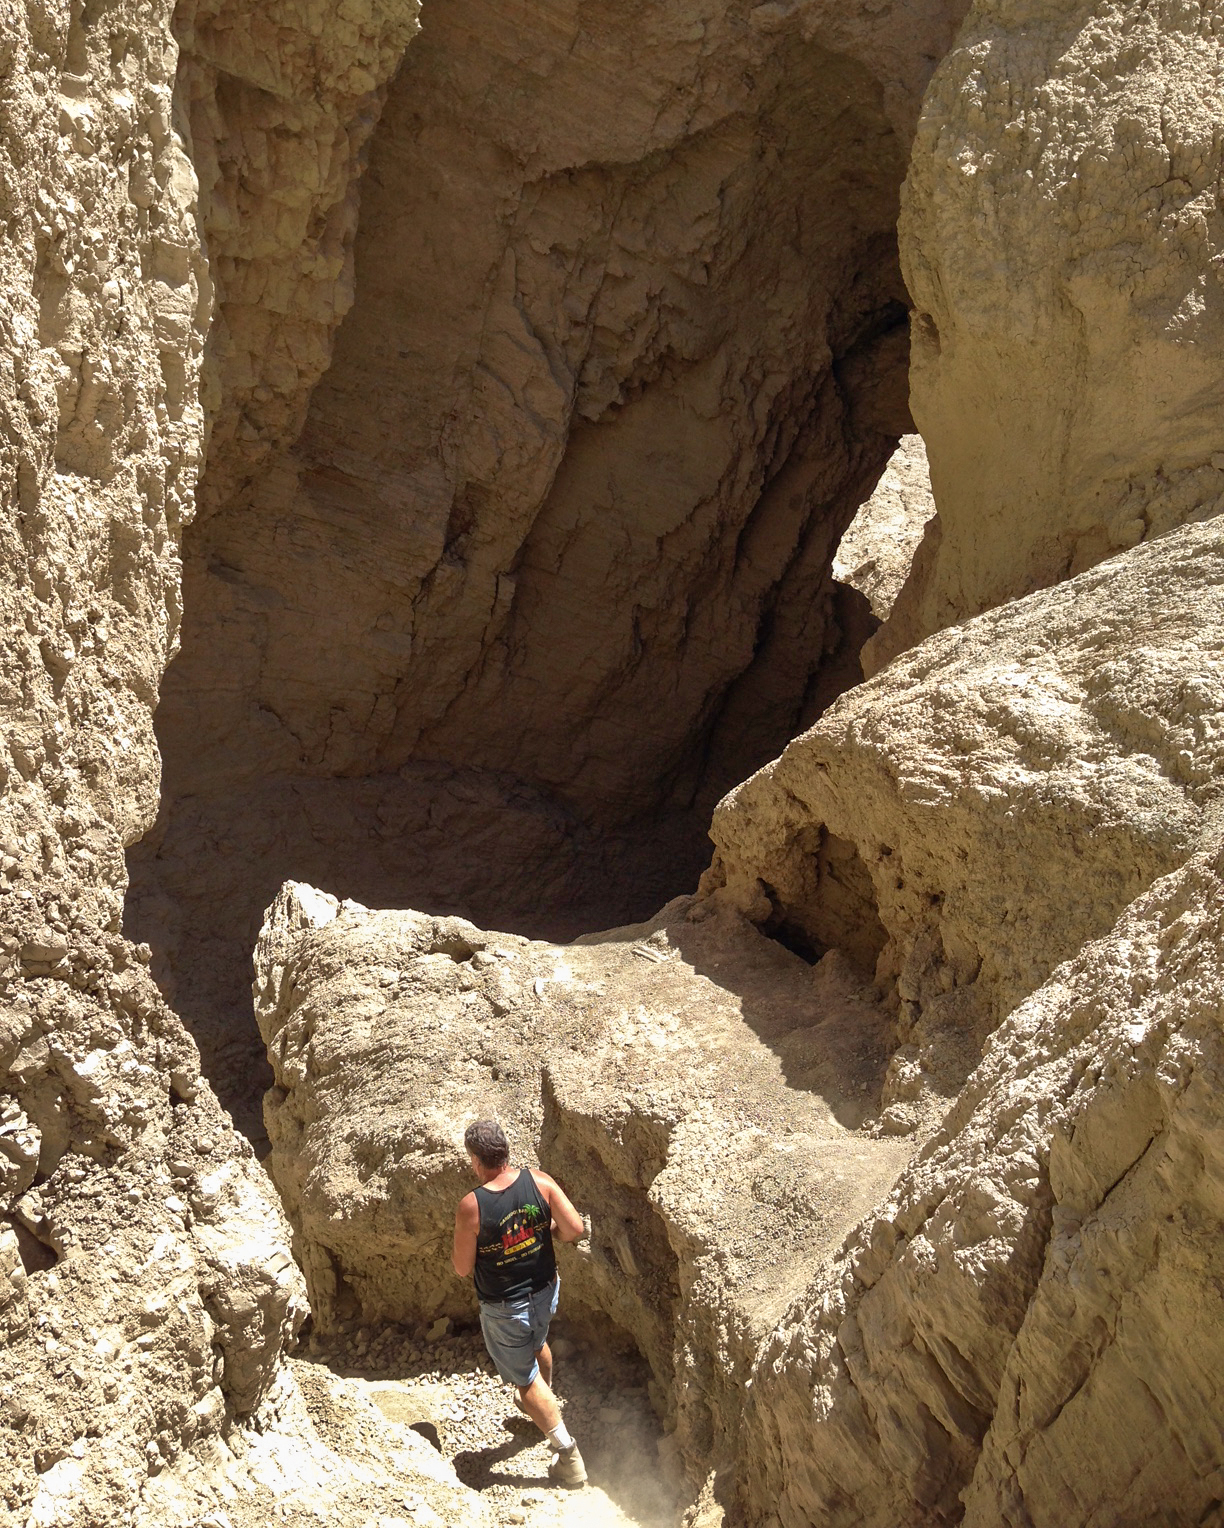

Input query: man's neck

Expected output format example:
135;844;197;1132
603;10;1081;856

477;1163;516;1188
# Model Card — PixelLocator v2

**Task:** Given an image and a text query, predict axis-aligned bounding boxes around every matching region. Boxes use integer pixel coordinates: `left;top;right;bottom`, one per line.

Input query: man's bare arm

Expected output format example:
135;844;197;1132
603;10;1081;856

531;1169;586;1243
452;1192;479;1277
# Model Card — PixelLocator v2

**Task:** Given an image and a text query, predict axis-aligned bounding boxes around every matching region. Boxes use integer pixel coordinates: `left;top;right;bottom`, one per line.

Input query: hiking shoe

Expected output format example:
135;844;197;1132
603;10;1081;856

548;1443;587;1489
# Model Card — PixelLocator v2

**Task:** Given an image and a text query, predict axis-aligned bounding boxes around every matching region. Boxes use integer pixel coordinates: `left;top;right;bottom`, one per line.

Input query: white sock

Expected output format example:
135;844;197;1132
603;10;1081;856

547;1421;574;1451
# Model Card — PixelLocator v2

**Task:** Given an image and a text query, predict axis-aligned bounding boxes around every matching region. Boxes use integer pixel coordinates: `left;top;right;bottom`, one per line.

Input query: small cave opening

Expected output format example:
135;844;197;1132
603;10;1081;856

127;0;934;1146
760;827;890;979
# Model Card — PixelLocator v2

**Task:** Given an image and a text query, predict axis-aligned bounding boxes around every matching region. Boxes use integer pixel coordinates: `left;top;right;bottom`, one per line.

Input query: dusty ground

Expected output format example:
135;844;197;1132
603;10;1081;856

303;1319;686;1528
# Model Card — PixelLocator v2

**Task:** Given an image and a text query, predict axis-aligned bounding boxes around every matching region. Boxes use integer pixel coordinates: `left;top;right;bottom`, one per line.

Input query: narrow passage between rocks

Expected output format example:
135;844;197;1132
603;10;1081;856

304;1319;686;1528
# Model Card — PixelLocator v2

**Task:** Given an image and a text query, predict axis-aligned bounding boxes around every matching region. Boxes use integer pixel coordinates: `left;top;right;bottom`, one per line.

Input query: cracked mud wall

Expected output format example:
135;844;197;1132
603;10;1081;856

126;0;970;1136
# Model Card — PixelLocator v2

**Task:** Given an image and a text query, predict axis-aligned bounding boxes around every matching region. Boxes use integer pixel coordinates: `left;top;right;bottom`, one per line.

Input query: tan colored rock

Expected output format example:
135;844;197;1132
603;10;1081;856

173;0;423;517
0;3;491;1524
833;435;934;622
869;0;1224;671
707;516;1224;1124
0;0;207;932
130;0;971;1131
253;879;913;1470
0;0;305;1515
736;832;1224;1528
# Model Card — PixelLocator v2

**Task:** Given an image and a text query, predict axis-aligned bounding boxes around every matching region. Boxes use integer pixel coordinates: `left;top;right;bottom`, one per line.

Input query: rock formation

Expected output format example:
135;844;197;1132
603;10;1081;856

126;0;970;1135
832;434;934;622
736;831;1224;1528
0;1;501;1522
252;878;913;1485
869;0;1224;671
252;508;1224;1524
707;516;1224;1129
715;515;1224;1525
5;0;1224;1518
0;0;307;1517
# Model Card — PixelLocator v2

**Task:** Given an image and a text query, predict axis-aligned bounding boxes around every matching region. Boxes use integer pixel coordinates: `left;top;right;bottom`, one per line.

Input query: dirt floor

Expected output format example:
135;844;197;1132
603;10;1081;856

302;1317;687;1528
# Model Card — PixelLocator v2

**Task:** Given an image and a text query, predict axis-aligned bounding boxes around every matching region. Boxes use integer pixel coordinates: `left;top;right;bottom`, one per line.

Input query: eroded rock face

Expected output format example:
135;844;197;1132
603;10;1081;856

252;879;913;1476
167;0;963;811
736;833;1224;1528
0;0;206;930
707;517;1224;1128
0;5;493;1523
869;0;1224;670
128;0;971;1133
0;0;320;1519
257;508;1224;1525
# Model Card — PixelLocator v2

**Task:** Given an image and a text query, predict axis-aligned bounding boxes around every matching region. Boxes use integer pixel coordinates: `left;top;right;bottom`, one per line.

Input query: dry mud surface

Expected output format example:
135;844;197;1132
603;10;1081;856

307;1323;685;1528
253;879;915;1486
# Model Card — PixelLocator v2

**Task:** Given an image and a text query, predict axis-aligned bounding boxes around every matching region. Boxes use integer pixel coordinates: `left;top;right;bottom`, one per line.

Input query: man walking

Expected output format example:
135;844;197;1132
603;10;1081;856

452;1119;588;1488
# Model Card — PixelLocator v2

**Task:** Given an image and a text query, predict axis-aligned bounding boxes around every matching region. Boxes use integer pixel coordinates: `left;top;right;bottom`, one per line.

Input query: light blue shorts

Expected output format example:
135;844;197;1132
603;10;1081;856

478;1275;560;1388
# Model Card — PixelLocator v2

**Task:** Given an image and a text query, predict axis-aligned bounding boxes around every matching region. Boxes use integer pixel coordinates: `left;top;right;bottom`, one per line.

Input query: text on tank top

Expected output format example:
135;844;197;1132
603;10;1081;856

473;1168;557;1303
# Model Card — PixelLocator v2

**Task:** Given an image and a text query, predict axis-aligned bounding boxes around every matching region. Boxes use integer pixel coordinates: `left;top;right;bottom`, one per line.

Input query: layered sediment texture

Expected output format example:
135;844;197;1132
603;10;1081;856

127;0;969;1135
252;880;913;1486
11;0;1224;1520
260;514;1224;1528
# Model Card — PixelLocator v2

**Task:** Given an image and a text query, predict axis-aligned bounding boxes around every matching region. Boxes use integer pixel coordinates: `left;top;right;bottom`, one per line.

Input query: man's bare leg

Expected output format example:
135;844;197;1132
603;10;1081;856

516;1372;561;1434
517;1349;586;1487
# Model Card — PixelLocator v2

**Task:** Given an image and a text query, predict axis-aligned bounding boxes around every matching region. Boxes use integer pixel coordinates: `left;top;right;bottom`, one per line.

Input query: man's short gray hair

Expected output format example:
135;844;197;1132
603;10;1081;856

464;1118;509;1169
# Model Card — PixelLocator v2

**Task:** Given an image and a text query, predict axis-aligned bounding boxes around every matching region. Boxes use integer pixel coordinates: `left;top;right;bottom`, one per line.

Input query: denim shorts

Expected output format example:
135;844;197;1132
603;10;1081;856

478;1275;560;1388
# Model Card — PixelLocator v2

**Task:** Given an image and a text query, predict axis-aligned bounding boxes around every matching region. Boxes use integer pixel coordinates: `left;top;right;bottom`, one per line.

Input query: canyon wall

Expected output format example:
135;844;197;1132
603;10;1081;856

0;0;311;1521
717;514;1224;1526
126;0;969;1137
242;1;1224;1523
252;511;1224;1527
7;0;1224;1520
0;3;493;1524
869;0;1224;669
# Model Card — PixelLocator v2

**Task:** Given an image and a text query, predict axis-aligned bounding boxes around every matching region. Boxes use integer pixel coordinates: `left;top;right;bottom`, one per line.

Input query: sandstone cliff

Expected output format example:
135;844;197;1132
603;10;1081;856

256;508;1224;1526
6;0;1224;1519
737;831;1224;1528
707;515;1224;1130
0;0;301;1515
0;2;491;1523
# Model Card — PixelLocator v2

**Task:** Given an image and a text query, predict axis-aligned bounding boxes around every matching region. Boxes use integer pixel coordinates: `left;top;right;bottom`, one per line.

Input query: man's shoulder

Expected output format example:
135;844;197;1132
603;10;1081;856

529;1168;557;1195
456;1189;479;1217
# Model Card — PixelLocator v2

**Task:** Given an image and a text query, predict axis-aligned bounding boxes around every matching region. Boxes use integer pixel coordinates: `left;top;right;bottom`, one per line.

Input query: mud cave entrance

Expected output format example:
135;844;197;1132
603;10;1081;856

123;4;926;1519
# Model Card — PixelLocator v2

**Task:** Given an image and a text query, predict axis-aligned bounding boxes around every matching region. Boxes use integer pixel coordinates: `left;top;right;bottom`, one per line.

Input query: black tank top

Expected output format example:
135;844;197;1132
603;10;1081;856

473;1168;557;1303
